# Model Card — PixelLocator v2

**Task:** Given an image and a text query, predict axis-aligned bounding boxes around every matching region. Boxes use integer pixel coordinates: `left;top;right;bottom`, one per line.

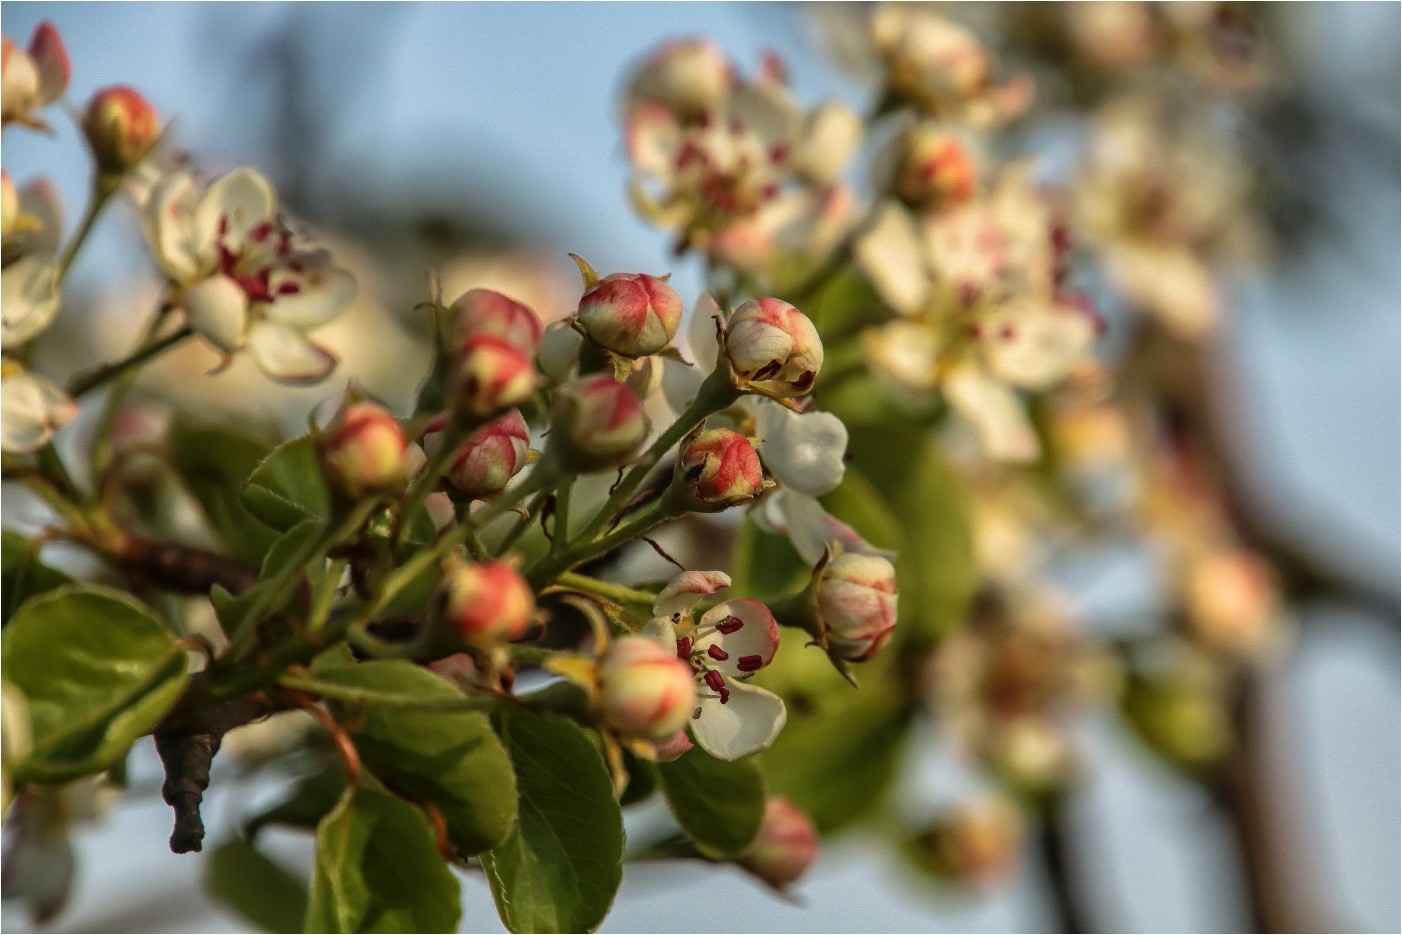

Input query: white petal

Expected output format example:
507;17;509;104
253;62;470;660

943;364;1039;462
265;261;355;329
537;319;582;382
247;320;337;385
861;320;941;394
854;203;930;316
795;102;862;186
981;306;1094;390
695;598;780;676
143;171;207;282
641;616;679;656
194;168;276;247
772;490;836;566
690;680;787;761
659;356;706;421
728;80;800;150
184;274;249;353
16;178;62;256
1;370;76;453
0;253;59;349
653;571;731;619
625;103;684;180
685;291;723;372
754;400;847;497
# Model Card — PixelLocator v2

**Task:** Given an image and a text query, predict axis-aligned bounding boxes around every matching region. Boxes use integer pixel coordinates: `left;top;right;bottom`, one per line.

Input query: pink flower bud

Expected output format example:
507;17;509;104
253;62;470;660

741;798;820;889
575;272;683;358
678;428;764;511
816;553;898;661
895;127;977;208
723;298;823;398
453;335;537;422
82;86;161;174
321;402;410;498
547;374;649;471
597;636;697;741
627;38;732;118
451;288;542;356
2;23;68;127
438;560;536;649
436;408;530;498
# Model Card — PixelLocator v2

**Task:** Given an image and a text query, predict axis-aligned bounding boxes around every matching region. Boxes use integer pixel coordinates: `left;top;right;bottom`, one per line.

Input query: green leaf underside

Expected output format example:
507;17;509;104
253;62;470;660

657;746;766;860
482;708;624;934
2;528;73;626
3;585;186;782
315;660;517;855
306;787;461;933
206;837;309;933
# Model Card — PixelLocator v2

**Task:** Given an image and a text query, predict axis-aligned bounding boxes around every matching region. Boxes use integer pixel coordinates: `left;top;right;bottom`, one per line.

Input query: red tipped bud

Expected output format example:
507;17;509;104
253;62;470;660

741;798;820;890
575;272;683;358
627;38;732;118
320;402;410;498
453;335;537;423
82;86;161;174
723;298;823;398
427;408;530;499
437;560;536;650
451;288;542;356
597;637;697;741
547;374;649;471
677;428;764;511
816;553;898;661
895;126;978;208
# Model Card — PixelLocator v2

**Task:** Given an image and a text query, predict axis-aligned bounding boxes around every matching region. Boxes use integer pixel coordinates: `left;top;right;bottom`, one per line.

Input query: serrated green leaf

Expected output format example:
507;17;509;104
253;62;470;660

167;419;280;566
2;529;73;626
240;436;328;532
657;746;766;860
3;585;187;782
482;708;623;934
206;837;309;933
314;661;516;855
306;787;460;934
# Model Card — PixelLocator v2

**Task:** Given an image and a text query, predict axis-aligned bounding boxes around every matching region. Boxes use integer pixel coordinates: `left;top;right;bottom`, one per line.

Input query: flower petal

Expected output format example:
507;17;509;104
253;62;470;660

943;363;1038;462
854;203;930;316
194;167;276;247
625;102;684;180
695;598;779;676
690;680;787;761
641;616;680;656
754;400;847;497
795;101;862;186
184;274;249;353
653;570;732;620
685;291;723;372
16;178;62;256
265;258;355;329
981;306;1094;390
1;369;76;453
247;320;337;385
0;253;59;349
143;171;207;282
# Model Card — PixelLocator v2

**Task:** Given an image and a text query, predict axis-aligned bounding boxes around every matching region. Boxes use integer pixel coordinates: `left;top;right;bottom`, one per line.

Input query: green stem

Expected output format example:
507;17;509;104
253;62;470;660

277;674;500;712
90;301;174;481
55;176;119;285
574;367;738;544
554;571;656;607
67;326;194;399
527;498;678;590
550;479;573;555
393;422;467;552
495;489;548;555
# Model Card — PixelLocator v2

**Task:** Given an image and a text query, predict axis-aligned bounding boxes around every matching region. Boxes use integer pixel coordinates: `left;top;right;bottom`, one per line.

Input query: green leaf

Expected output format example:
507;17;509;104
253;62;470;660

657;746;766;860
168;419;279;567
482;708;623;934
240;436;328;532
807;267;884;344
206;837;309;933
727;517;809;603
306;787;461;934
3;585;187;782
2;529;73;626
314;661;516;855
836;428;977;647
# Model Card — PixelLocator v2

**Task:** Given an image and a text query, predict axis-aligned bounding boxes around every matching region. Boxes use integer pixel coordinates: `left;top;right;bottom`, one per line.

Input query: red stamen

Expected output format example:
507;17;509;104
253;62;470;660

216;214;229;236
768;143;789;165
277;282;302;296
707;644;729;661
715;615;743;634
250;220;273;243
676;636;694;660
704;670;725;693
718;687;730;704
736;655;763;672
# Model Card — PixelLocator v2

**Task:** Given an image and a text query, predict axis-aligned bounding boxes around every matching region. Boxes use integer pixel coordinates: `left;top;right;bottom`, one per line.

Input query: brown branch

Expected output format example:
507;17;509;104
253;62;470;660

1038;791;1097;933
117;536;260;596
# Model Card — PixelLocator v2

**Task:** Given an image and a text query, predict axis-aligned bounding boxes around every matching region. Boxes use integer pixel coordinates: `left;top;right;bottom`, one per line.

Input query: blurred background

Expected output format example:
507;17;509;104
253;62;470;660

1;2;1397;932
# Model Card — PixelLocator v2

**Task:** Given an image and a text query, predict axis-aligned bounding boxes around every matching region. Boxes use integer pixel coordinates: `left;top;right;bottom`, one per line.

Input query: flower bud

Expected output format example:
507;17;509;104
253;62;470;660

907;799;1023;886
893;126;977;209
740;798;820;890
433;408;530;498
82;86;161;175
1180;548;1277;655
537;319;583;382
627;38;732;118
2;23;68;128
547;374;649;472
723;298;823;398
676;428;764;511
437;559;536;650
1;36;38;124
576;272;683;358
597;636;697;741
816;553;898;661
453;335;537;423
320;402;410;498
451;288;542;356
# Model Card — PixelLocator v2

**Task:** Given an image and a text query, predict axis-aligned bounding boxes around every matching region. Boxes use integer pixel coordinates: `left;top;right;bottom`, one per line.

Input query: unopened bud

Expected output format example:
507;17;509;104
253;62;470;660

597;636;697;741
453;335;537;423
816;553;898;661
430;408;529;498
451;288;542;356
320;402;411;499
82;86;161;175
547;374;649;472
741;798;820;890
894;125;977;208
576;272;683;358
723;298;823;398
676;428;764;511
627;38;732;118
437;559;536;650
